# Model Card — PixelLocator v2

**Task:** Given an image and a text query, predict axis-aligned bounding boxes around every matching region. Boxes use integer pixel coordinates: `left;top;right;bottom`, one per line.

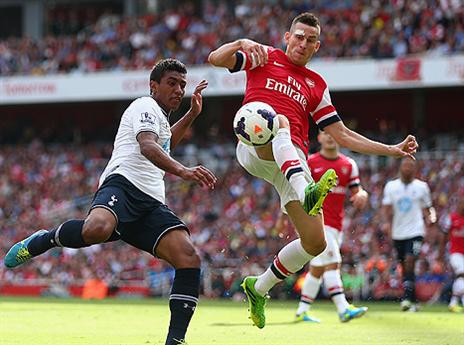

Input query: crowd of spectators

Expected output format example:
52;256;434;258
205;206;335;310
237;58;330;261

1;138;463;303
1;0;463;76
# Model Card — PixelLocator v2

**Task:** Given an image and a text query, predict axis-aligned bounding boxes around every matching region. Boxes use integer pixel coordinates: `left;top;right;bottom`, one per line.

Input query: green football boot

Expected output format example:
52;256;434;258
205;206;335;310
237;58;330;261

303;168;338;216
241;276;268;329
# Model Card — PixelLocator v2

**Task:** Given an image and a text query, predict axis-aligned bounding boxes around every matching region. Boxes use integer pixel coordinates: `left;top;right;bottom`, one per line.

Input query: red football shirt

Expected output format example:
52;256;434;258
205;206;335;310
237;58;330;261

442;213;464;254
231;47;341;155
307;152;360;231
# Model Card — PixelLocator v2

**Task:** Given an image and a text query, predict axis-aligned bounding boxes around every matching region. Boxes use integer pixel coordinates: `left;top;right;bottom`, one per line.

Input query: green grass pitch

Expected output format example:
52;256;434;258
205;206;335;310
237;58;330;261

0;297;462;345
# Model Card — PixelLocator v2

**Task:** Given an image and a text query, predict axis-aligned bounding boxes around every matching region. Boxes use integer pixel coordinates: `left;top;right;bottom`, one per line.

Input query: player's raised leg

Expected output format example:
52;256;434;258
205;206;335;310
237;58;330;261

243;201;329;328
4;208;116;268
271;115;337;215
272;115;309;204
242;238;316;328
237;134;336;328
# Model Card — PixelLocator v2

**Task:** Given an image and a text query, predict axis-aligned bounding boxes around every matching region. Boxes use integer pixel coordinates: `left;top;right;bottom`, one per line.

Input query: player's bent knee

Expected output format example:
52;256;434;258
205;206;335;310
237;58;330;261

170;246;201;269
301;237;326;257
82;216;115;244
185;248;201;268
157;229;201;268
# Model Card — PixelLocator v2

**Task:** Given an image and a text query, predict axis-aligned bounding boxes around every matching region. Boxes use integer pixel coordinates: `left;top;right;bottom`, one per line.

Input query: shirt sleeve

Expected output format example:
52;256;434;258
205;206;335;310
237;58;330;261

311;86;341;129
382;182;393;205
130;98;163;138
421;183;433;208
347;157;361;188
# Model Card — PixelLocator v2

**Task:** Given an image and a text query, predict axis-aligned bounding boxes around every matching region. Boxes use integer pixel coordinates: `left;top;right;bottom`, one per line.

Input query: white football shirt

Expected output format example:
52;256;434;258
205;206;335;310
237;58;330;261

99;96;172;203
382;178;432;240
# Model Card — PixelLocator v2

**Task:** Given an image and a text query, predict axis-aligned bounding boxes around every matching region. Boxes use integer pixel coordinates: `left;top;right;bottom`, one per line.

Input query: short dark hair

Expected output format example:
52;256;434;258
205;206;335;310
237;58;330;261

149;58;187;82
290;12;320;31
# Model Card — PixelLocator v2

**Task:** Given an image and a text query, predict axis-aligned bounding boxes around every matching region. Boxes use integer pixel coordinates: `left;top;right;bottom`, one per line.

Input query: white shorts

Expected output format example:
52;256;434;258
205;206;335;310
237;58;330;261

311;226;343;266
450;253;464;275
235;142;313;210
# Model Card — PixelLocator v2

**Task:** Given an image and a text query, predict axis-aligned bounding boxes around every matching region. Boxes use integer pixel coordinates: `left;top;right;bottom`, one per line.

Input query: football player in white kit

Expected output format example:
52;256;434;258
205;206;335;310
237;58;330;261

382;158;436;312
4;59;217;345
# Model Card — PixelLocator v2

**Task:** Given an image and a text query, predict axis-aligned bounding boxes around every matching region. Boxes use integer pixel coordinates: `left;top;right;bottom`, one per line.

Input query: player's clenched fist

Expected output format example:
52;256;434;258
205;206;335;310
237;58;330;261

239;38;268;67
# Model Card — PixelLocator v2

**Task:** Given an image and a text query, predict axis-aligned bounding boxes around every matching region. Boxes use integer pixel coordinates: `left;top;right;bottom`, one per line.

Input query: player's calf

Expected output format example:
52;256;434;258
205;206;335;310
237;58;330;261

165;268;201;345
4;218;90;269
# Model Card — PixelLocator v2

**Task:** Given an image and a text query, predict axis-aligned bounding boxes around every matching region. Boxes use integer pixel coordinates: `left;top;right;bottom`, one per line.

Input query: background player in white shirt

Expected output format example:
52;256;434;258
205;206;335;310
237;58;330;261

4;59;217;345
382;158;436;312
209;12;419;328
295;131;369;323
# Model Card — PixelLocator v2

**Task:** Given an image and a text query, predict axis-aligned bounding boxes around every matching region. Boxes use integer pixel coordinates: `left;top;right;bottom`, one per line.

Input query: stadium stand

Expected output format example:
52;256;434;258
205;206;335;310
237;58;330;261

1;140;462;302
1;0;463;75
1;0;463;308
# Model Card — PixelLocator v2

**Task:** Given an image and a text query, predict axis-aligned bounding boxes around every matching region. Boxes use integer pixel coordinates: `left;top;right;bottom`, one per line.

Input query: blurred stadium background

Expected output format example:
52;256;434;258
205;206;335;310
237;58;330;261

1;0;463;310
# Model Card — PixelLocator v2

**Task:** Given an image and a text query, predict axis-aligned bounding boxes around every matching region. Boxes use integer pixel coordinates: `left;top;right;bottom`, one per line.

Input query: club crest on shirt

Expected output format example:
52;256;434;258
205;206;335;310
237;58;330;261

305;78;315;88
140;112;155;125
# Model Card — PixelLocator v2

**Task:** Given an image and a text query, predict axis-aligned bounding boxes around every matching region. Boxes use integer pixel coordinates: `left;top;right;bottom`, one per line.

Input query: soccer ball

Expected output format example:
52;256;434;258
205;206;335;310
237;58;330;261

233;101;279;146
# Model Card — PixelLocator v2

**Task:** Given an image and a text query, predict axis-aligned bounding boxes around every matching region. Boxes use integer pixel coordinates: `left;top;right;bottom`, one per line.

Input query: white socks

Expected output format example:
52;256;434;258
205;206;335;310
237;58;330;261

297;273;322;315
324;269;349;313
451;277;464;306
255;239;314;296
272;128;307;203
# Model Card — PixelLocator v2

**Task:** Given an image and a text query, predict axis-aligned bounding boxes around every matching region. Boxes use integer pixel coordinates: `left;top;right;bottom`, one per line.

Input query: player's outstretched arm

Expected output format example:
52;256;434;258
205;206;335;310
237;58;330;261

324;121;418;159
137;132;217;189
170;79;208;149
208;39;268;69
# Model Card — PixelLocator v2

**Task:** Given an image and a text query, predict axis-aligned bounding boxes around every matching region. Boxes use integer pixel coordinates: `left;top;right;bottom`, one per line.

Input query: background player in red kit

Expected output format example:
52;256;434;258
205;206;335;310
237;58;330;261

440;196;464;312
208;12;418;328
294;131;369;323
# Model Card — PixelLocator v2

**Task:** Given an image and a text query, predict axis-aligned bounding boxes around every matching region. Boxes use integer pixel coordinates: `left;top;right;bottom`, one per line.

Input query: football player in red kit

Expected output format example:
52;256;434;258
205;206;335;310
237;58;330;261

208;12;418;328
440;196;464;312
295;131;369;323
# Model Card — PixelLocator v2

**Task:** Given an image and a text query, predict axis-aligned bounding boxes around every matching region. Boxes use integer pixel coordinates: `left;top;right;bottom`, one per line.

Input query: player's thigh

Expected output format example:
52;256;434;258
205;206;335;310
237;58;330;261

236;141;277;181
119;203;189;257
236;141;312;210
450;253;464;275
88;182;131;238
311;226;342;267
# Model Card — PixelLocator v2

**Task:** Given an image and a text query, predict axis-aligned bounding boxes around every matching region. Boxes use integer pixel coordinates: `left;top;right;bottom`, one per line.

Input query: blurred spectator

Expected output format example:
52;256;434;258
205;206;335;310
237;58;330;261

1;0;464;76
0;139;463;302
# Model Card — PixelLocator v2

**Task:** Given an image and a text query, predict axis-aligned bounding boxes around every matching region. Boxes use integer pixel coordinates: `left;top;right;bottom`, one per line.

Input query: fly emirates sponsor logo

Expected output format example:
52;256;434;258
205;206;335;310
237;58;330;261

264;76;308;110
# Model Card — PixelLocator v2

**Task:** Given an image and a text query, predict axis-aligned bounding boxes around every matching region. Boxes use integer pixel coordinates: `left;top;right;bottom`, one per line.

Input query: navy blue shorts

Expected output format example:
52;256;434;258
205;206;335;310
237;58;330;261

393;236;423;262
90;174;188;256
